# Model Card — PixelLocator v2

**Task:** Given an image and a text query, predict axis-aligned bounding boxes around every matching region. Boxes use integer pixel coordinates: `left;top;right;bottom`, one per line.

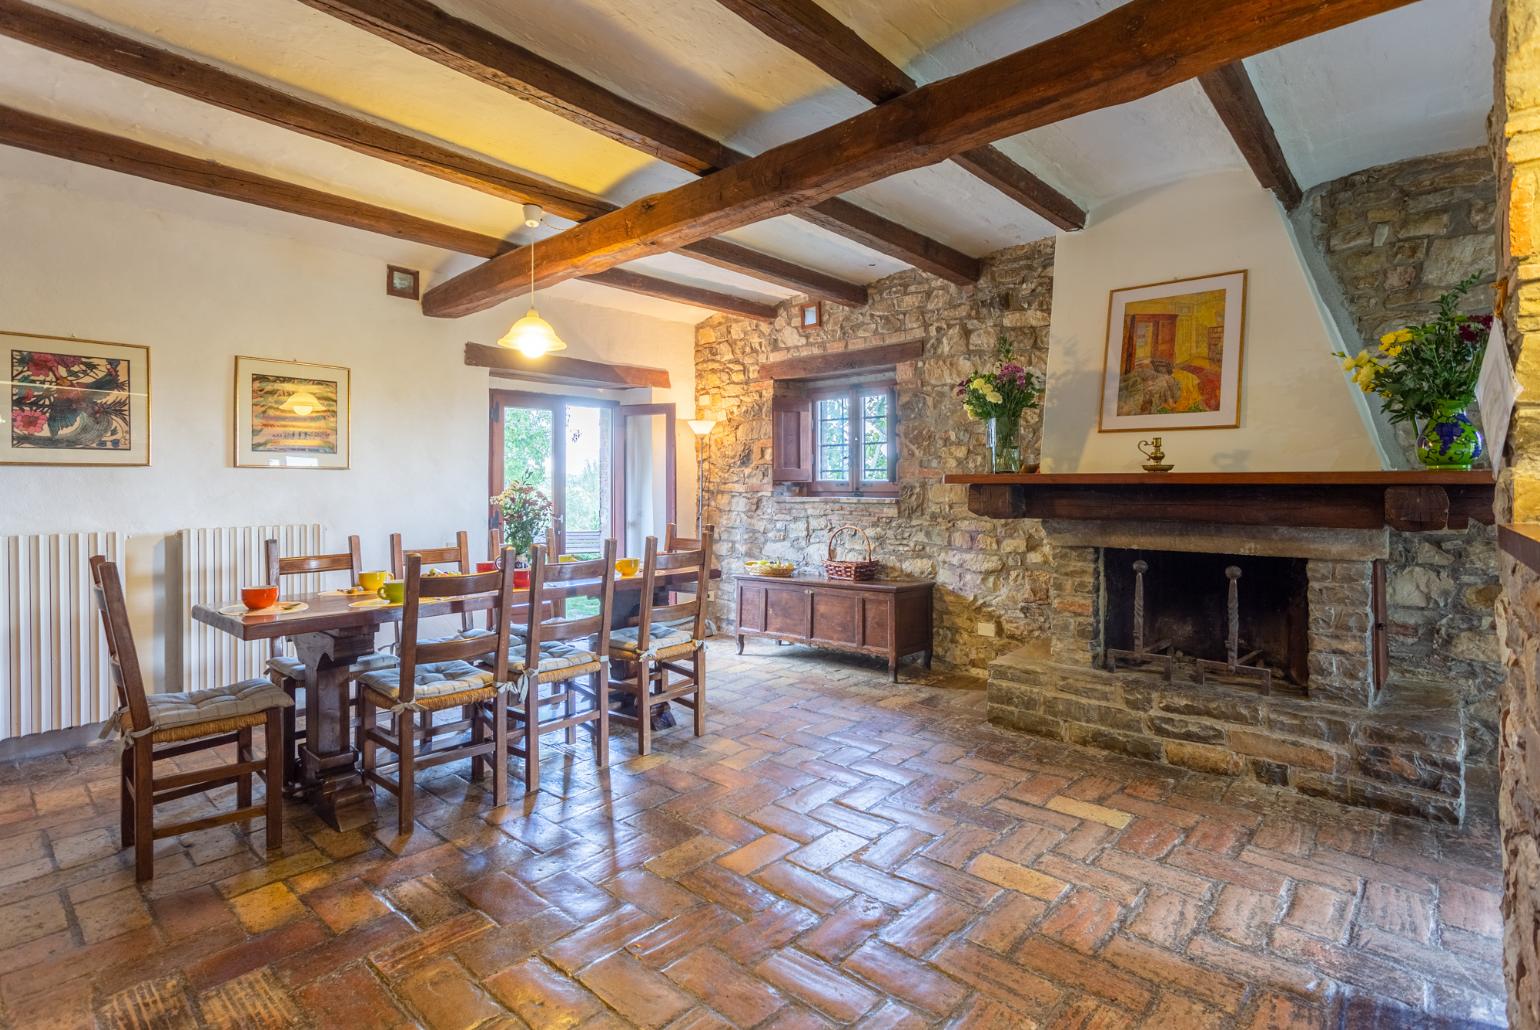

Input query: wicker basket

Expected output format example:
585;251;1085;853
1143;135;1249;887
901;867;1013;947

744;561;796;578
824;525;879;581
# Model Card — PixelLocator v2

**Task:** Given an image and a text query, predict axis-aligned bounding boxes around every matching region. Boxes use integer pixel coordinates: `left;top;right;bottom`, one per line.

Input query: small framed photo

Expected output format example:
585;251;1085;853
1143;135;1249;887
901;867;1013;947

1098;270;1248;433
2;330;150;467
798;302;822;330
234;356;350;469
386;265;420;300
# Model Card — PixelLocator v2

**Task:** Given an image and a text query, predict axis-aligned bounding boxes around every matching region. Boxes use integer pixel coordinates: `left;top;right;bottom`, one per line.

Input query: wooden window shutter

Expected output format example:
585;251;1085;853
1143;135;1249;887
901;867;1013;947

771;391;813;483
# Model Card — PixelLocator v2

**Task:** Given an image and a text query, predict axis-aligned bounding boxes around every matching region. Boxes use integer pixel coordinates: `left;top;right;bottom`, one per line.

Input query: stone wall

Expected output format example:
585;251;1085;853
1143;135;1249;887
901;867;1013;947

693;242;1055;675
1310;147;1497;347
1493;0;1540;1023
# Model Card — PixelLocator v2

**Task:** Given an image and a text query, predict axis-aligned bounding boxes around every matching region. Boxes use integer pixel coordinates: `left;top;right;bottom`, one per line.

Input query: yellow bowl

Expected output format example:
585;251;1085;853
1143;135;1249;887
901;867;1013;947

615;558;640;577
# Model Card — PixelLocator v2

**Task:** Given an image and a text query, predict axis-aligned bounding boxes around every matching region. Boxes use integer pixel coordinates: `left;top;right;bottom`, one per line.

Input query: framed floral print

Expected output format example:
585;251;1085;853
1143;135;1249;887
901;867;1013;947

1098;270;1248;433
3;330;150;466
234;356;350;469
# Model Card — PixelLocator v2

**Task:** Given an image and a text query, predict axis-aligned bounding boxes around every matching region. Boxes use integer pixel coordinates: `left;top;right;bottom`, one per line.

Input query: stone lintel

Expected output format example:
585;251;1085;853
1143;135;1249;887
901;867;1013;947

1043;520;1389;561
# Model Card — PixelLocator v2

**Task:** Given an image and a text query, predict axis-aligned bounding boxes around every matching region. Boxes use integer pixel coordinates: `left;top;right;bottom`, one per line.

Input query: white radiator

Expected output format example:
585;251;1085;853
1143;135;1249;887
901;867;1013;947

0;532;123;739
180;523;322;693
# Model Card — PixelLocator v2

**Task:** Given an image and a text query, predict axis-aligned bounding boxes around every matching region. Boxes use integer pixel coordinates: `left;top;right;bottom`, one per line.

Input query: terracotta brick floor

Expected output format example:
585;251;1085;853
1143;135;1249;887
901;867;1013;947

0;643;1508;1029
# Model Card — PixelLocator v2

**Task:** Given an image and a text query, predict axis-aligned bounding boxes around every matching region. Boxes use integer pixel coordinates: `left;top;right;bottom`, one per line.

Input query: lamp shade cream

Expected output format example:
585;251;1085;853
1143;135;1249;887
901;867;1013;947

497;308;569;358
687;418;717;436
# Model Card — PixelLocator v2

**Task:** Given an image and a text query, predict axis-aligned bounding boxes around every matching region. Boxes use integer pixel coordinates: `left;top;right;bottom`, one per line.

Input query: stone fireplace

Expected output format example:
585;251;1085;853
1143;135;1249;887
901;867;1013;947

979;502;1499;825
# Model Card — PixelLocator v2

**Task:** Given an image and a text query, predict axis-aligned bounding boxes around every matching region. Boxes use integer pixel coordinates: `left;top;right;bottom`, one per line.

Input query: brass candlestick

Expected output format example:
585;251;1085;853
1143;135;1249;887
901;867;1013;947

1138;437;1173;473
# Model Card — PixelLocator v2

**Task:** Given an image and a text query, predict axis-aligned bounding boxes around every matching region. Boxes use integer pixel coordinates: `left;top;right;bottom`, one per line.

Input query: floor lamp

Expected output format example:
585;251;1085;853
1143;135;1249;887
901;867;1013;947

687;418;716;537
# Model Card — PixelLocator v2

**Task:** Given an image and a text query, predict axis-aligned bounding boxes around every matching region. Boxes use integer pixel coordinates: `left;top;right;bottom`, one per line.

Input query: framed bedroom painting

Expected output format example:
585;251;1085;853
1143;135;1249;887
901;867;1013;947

2;330;150;466
1098;270;1248;433
234;356;350;469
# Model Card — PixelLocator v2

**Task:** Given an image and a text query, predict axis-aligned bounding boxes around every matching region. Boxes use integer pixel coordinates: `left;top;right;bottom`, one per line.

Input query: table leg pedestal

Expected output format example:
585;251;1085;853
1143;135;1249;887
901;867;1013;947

296;630;378;831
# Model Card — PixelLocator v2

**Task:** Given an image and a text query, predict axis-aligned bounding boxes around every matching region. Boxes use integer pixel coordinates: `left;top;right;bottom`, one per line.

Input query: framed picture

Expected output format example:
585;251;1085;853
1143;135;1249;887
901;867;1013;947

2;330;150;466
234;356;350;469
1098;270;1248;433
798;302;822;330
386;265;420;300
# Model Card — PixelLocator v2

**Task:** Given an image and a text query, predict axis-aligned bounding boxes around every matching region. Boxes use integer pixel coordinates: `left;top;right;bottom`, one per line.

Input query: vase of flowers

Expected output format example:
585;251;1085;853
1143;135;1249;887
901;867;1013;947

490;481;553;567
958;338;1042;473
1340;273;1492;471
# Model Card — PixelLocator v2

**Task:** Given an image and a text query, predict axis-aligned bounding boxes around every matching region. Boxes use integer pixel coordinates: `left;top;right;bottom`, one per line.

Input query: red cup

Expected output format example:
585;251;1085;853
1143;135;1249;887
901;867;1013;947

241;585;279;611
475;561;498;573
513;569;531;589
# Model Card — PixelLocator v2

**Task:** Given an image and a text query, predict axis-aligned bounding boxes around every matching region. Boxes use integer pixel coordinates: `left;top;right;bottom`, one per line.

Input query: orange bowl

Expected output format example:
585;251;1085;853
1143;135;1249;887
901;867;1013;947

241;585;279;611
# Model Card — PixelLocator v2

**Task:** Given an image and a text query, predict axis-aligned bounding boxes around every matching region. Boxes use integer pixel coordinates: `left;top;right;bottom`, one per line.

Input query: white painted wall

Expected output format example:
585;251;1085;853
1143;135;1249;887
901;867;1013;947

0;155;698;693
1040;170;1382;473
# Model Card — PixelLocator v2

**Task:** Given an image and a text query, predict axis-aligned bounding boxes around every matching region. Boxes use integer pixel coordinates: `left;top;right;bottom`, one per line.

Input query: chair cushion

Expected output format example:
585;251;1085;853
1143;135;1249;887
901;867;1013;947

507;640;598;676
132;678;292;734
357;660;495;703
418;627;497;647
657;616;716;637
267;652;394;680
609;623;692;657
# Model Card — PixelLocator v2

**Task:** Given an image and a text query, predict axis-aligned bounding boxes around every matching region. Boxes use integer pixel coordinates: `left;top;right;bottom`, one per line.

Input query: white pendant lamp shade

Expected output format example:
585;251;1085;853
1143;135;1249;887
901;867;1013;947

497;204;568;358
498;308;567;358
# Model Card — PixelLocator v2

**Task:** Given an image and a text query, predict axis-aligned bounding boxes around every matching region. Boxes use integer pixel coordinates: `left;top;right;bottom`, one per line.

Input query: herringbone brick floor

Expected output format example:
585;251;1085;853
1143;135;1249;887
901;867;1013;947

0;643;1507;1029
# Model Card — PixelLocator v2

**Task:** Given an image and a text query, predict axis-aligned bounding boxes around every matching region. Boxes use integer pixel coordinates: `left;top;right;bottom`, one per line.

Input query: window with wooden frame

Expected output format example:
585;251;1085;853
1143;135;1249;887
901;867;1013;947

772;374;898;496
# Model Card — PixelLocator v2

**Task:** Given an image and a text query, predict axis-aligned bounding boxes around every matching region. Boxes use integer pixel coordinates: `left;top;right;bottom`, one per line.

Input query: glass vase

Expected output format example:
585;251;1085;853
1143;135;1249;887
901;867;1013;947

988;414;1023;473
1415;401;1484;471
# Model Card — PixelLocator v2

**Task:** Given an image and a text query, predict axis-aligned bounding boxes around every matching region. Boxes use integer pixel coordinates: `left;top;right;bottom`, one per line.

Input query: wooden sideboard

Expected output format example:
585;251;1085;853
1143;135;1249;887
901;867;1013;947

735;574;934;682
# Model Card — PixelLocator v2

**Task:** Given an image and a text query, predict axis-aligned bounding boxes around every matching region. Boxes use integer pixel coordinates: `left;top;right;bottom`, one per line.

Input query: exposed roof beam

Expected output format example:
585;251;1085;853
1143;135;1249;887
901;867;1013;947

297;0;980;282
466;343;671;389
1198;61;1304;210
0;104;775;320
712;0;1086;231
0;0;852;308
421;0;1416;318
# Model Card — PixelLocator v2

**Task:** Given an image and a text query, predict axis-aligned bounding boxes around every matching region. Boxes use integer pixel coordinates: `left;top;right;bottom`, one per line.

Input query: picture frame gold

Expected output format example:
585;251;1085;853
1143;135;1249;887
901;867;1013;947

1097;269;1248;434
1;329;151;467
234;356;351;470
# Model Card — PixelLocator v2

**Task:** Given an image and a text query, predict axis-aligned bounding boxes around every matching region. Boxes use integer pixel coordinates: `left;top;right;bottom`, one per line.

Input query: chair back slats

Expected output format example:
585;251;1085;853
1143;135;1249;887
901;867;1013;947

523;540;616;654
396;551;513;704
89;556;151;731
263;536;364;584
390;531;471;578
630;530;713;650
664;522;715;553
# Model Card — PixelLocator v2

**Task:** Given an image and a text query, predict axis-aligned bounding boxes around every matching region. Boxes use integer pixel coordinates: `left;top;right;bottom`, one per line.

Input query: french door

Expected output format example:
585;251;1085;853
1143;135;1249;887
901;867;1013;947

489;390;676;558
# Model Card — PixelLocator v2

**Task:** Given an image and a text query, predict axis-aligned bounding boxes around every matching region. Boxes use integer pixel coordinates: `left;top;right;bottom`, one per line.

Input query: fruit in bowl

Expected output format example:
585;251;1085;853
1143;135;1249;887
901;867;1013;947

744;560;796;577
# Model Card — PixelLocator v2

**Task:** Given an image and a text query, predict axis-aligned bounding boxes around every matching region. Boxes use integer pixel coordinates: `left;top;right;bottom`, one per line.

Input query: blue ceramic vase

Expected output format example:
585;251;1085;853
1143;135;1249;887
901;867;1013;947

1416;402;1484;471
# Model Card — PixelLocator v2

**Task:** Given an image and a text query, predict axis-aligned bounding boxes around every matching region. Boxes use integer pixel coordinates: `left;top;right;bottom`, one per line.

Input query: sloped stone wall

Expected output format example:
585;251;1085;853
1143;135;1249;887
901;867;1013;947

693;242;1056;675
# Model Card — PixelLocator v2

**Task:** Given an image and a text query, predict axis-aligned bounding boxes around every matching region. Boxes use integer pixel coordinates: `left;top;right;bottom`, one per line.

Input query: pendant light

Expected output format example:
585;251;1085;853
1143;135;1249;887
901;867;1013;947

497;204;568;359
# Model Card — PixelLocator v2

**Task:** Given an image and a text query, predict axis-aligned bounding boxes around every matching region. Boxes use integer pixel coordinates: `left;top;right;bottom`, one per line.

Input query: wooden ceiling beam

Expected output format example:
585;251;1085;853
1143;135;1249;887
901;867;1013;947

0;0;854;308
713;0;1086;231
466;343;671;389
1198;61;1304;210
421;0;1416;318
297;0;980;282
0;104;774;320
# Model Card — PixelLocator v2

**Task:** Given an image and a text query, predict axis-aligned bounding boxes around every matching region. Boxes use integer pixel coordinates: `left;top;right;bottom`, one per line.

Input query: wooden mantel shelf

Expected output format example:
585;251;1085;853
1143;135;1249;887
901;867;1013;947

1499;524;1540;572
941;470;1496;532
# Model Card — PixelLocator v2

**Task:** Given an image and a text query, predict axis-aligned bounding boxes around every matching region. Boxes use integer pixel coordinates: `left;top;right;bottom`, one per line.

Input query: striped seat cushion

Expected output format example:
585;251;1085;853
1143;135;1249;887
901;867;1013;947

357;660;495;703
507;640;598;676
608;624;695;658
124;678;292;734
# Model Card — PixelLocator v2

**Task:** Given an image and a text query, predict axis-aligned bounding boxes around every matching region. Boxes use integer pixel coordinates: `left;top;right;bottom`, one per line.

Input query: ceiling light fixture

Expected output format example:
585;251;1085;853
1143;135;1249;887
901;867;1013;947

497;204;568;359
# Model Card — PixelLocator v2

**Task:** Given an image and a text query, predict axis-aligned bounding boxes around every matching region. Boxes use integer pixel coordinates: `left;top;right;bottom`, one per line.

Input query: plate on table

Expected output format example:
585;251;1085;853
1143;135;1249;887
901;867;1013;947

219;601;309;617
348;598;399;609
326;586;376;597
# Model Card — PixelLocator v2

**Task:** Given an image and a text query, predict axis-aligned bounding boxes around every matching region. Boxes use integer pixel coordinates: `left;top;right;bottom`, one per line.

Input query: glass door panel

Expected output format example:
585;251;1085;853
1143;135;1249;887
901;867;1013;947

560;403;611;559
617;404;676;558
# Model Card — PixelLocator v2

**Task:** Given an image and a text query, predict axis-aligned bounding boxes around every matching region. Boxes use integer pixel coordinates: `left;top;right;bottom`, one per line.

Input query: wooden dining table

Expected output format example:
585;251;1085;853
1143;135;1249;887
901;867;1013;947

192;567;717;830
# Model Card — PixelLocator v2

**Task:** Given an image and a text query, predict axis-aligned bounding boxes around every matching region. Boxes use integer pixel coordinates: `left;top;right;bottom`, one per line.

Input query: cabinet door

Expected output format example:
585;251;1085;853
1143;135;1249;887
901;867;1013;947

764;586;811;637
861;596;891;650
738;583;768;632
810;590;861;646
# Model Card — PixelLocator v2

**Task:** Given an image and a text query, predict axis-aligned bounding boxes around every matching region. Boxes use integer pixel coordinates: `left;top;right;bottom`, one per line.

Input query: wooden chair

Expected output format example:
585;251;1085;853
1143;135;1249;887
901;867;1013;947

90;556;289;881
263;536;391;792
608;531;713;755
391;531;473;635
663;522;714;552
357;553;513;835
500;541;616;794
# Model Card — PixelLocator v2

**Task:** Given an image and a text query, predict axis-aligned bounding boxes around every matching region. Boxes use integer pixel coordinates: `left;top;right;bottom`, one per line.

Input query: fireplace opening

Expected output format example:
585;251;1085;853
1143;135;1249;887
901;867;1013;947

1102;548;1310;686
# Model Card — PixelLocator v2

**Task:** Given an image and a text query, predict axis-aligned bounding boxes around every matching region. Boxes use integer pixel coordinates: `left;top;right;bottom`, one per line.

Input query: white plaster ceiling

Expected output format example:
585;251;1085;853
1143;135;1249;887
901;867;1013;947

0;0;1494;324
